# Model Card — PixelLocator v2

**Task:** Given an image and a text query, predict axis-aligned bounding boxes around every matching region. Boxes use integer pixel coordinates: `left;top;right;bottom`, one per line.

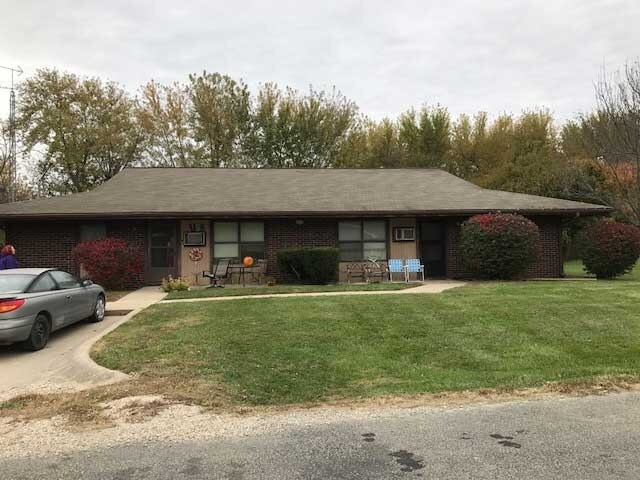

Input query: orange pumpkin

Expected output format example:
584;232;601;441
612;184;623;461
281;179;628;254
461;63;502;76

243;256;254;267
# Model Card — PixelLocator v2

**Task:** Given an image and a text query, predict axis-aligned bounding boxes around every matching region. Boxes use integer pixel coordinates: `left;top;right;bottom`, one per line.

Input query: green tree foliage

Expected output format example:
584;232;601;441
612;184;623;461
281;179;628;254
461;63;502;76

363;118;404;168
475;111;560;196
245;84;359;167
447;112;487;178
188;72;251;167
138;80;192;167
399;106;451;167
18;69;143;195
334;117;404;168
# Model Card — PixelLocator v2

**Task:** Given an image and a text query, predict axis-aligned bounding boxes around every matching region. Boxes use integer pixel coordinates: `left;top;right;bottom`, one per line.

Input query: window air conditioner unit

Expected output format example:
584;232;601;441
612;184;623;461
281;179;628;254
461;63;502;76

184;231;206;246
393;227;415;242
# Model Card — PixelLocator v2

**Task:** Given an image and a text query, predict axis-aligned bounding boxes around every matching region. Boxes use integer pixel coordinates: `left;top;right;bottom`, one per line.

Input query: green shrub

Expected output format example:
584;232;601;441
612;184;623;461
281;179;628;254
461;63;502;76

161;276;191;292
579;218;640;279
276;247;339;284
459;213;540;279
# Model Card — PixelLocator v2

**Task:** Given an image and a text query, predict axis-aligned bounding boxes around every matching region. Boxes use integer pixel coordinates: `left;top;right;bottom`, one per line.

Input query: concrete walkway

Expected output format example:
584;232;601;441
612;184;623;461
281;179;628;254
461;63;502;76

162;280;465;304
0;287;166;402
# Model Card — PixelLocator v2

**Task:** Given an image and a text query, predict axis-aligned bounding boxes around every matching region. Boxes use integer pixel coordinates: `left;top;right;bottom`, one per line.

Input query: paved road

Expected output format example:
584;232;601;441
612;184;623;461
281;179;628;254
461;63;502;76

2;392;639;479
0;287;165;401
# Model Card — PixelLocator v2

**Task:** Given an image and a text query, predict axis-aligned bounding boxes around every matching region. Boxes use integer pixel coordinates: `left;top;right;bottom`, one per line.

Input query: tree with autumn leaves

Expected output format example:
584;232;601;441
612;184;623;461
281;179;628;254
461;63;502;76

11;63;640;227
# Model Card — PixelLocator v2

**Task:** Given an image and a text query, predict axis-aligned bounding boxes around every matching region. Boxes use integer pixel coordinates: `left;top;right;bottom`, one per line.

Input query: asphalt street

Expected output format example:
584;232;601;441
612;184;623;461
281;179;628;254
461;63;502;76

2;391;639;479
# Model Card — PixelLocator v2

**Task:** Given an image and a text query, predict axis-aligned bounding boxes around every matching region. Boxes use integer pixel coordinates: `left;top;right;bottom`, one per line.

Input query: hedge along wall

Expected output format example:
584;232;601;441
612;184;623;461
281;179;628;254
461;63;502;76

266;219;338;282
445;216;564;279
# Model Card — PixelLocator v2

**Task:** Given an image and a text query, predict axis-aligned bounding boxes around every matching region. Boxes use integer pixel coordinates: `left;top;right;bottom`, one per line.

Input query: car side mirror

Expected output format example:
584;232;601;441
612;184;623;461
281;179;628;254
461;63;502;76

81;279;93;287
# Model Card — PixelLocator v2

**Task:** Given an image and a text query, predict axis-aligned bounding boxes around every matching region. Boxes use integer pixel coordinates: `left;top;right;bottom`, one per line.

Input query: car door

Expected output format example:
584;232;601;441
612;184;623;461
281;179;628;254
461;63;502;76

27;272;68;330
49;270;87;325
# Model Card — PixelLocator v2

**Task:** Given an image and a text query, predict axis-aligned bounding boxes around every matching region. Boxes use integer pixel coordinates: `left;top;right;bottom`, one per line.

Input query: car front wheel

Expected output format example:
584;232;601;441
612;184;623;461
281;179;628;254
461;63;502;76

88;294;106;323
21;314;51;351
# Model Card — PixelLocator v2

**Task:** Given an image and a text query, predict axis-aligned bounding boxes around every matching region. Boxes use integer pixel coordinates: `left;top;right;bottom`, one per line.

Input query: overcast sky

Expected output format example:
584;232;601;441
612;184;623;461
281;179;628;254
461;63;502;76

1;0;639;123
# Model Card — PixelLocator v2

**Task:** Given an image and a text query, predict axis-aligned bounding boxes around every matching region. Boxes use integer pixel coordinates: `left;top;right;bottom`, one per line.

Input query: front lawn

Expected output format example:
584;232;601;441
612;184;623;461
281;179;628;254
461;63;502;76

164;281;420;300
94;280;640;406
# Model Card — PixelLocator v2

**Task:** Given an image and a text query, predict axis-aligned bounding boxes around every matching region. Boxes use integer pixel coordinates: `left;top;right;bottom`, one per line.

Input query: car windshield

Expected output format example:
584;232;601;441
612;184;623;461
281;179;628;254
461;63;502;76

0;274;36;294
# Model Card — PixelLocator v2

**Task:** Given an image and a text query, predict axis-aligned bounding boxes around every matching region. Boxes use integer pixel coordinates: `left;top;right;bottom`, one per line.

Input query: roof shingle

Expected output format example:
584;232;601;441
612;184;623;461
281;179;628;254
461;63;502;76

0;168;611;219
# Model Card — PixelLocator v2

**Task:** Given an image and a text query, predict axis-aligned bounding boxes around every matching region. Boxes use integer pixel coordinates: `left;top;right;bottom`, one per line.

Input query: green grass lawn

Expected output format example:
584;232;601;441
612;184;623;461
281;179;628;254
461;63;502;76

165;281;420;300
564;260;640;280
94;280;640;406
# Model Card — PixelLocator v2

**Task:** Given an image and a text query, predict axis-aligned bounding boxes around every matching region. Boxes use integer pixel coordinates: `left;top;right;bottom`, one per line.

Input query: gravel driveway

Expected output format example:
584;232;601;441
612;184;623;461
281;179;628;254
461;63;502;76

0;287;165;401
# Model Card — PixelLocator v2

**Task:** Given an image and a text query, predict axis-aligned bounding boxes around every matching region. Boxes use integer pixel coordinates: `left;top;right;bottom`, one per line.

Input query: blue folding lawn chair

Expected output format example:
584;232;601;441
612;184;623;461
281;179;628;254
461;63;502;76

405;258;425;282
388;259;405;282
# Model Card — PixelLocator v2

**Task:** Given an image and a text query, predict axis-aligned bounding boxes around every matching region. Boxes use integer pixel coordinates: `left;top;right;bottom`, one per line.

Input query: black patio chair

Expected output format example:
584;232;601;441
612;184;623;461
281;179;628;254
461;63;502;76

203;258;231;288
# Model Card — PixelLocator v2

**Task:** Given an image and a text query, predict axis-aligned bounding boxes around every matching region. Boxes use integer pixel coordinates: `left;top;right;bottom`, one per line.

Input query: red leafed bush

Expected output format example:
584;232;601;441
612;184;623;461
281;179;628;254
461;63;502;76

459;213;540;279
73;238;143;289
580;219;640;279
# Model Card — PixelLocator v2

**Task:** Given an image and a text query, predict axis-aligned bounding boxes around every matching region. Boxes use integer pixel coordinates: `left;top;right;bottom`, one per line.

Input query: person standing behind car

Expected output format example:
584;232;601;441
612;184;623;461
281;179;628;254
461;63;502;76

0;244;19;269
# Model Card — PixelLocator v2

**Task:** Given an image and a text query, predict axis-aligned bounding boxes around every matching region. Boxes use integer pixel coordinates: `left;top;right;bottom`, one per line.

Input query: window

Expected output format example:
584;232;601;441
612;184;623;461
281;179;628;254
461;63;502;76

213;222;265;260
338;220;387;261
80;223;106;242
0;274;36;294
50;271;81;289
29;273;57;293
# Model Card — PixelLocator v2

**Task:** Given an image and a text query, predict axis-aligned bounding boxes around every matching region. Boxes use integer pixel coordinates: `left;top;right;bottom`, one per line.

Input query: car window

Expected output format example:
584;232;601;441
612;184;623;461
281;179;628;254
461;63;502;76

0;274;36;294
50;271;81;289
29;273;58;293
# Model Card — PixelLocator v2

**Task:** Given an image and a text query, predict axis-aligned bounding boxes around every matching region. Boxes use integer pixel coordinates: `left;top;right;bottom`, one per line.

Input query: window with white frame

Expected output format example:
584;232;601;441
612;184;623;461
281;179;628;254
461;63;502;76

338;220;387;261
213;222;265;260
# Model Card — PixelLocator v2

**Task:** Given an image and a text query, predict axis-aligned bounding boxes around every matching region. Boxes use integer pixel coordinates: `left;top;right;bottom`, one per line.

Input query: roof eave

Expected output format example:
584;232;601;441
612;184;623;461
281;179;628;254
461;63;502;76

0;206;613;221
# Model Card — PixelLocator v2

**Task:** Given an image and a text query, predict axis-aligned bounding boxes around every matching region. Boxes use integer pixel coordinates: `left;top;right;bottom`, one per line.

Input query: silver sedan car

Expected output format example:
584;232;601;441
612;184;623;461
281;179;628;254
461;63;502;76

0;268;106;351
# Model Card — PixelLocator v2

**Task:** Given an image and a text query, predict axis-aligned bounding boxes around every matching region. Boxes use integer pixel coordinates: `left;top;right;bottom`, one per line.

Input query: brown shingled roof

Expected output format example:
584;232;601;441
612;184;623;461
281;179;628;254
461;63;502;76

0;168;612;219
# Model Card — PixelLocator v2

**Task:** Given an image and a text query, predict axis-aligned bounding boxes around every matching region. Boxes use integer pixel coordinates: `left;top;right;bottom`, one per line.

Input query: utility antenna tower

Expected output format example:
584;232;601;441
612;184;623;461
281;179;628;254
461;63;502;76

0;65;23;202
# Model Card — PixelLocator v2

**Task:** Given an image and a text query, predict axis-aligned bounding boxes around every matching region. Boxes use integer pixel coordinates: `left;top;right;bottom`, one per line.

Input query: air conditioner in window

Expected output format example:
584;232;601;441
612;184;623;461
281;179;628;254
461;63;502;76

184;231;206;246
393;227;415;242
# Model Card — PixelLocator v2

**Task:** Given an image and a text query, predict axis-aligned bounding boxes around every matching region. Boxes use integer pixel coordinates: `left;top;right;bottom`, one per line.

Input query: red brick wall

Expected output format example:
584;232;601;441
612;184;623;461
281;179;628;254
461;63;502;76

7;222;78;274
445;216;563;279
524;217;563;277
6;215;565;286
6;220;147;288
445;218;465;279
265;218;338;280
